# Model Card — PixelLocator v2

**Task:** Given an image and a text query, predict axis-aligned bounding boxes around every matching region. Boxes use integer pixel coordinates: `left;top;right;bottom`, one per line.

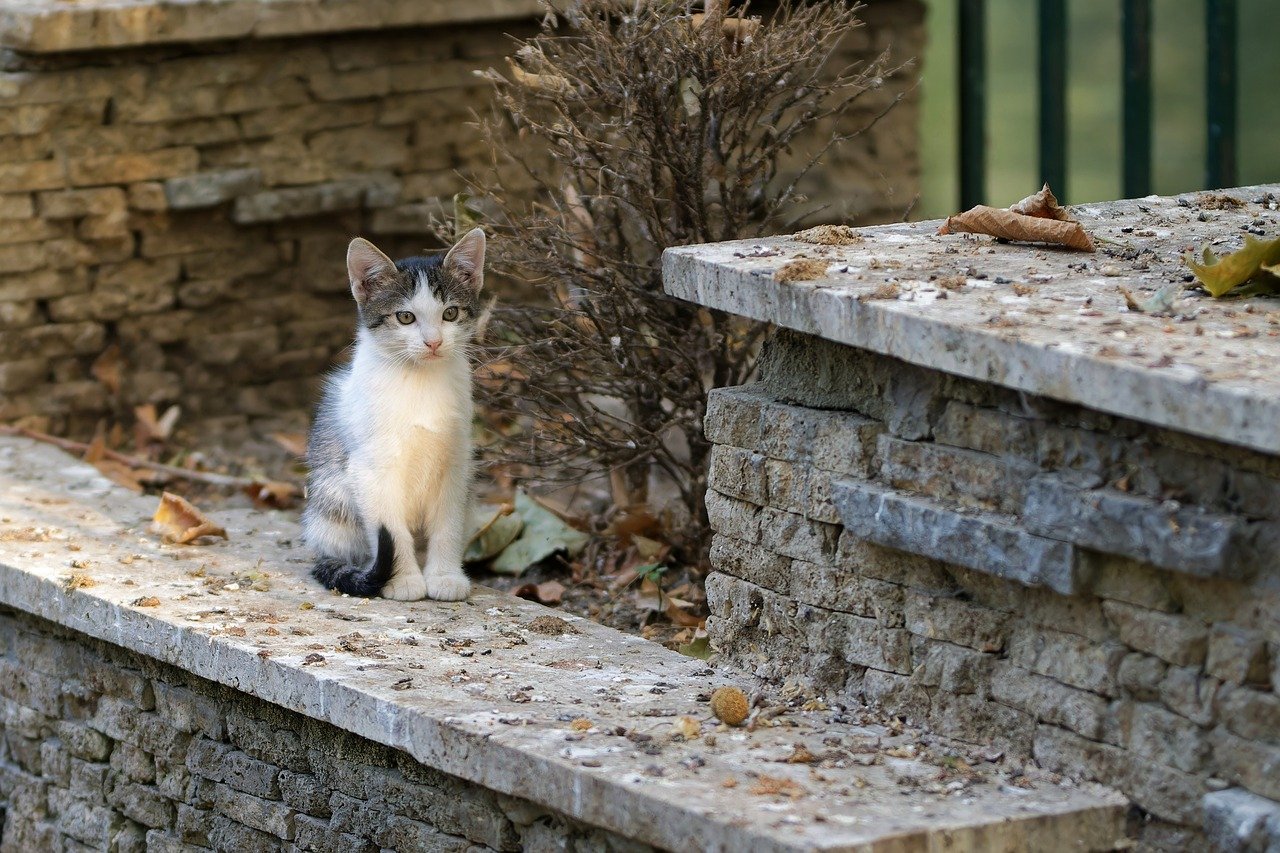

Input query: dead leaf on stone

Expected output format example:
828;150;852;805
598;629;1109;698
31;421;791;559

775;259;830;283
63;574;96;591
132;596;160;607
151;492;228;545
514;579;566;606
939;184;1094;251
664;596;703;627
1185;234;1280;298
785;744;819;764
243;480;301;510
671;716;702;740
569;718;594;732
134;403;180;449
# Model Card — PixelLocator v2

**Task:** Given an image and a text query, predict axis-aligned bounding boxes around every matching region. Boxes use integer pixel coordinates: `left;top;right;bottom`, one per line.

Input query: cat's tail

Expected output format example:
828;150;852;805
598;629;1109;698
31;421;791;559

311;526;395;597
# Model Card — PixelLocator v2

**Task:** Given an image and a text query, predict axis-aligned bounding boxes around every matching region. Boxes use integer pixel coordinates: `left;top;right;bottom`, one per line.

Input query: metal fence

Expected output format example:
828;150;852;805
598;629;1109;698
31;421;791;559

957;0;1238;208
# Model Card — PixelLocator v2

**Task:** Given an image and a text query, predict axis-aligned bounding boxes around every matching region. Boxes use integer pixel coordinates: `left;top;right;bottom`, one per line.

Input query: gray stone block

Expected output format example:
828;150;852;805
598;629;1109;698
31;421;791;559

877;435;1036;514
1102;601;1209;668
1203;787;1280;852
1207;625;1272;687
834;479;1081;594
164;169;261;210
231;181;366;224
989;664;1109;740
1025;475;1256;579
212;783;294;839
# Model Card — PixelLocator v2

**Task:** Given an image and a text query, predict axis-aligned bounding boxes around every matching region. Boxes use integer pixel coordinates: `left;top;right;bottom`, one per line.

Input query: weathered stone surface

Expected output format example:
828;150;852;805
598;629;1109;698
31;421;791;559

1102;601;1209;668
835;480;1081;594
1025;476;1256;579
1206;624;1271;687
163;169;261;210
663;185;1280;456
0;437;1125;853
1203;788;1280;852
989;664;1109;740
877;435;1035;514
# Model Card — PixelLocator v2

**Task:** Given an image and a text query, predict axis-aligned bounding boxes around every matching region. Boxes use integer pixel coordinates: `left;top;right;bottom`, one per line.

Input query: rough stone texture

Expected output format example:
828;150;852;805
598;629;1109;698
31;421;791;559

0;436;1127;853
686;320;1280;851
0;0;922;437
663;185;1280;456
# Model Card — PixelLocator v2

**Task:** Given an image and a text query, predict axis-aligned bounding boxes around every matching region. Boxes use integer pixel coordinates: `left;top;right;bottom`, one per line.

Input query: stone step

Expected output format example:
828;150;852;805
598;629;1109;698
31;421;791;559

0;435;1128;851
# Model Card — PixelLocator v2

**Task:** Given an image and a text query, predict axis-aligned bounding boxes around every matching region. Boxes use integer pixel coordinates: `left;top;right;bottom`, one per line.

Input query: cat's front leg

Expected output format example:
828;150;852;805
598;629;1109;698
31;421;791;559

356;472;426;601
422;487;471;602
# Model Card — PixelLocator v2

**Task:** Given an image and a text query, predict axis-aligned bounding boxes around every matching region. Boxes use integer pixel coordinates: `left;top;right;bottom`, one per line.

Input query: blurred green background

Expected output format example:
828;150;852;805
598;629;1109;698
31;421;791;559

916;0;1280;218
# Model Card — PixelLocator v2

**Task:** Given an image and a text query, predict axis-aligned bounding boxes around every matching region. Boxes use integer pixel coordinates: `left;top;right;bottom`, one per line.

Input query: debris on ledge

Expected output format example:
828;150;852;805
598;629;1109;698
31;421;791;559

0;436;1126;852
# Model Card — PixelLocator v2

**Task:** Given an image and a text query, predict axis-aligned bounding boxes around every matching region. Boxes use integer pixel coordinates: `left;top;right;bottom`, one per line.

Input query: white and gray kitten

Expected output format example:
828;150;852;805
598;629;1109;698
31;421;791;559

303;228;486;601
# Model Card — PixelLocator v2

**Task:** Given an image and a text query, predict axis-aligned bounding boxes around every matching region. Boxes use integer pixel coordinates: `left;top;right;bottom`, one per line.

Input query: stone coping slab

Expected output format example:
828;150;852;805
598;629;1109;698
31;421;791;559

663;185;1280;456
0;435;1127;851
0;0;542;53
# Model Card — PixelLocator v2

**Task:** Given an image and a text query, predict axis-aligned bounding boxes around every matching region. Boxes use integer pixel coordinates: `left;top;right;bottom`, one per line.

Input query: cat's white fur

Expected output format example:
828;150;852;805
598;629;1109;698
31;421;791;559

311;231;484;601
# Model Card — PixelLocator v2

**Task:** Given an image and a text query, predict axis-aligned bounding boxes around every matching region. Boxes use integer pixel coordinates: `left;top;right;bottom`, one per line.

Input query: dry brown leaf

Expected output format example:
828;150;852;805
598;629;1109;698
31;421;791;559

664;597;703;627
243;480;301;510
786;745;818;764
272;432;308;458
1007;184;1072;220
535;580;566;605
569;718;594;732
939;206;1094;251
690;12;761;42
775;259;830;283
939;184;1094;251
132;596;160;607
91;345;123;395
134;404;181;449
671;716;702;740
151;492;228;545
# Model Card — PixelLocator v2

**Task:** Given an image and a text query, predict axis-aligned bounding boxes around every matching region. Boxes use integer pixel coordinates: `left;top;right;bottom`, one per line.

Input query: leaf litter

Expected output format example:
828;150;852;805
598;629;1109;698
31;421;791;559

938;184;1095;251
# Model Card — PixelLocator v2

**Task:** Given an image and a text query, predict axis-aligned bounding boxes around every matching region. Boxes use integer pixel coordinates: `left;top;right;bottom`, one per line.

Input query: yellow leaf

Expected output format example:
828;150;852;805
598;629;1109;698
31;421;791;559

1185;234;1280;298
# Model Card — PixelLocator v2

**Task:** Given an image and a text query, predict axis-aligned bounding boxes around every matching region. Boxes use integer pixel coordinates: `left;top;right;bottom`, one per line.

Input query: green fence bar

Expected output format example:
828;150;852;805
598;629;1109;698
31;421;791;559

1121;0;1152;197
1205;0;1238;189
959;0;986;208
1037;0;1067;198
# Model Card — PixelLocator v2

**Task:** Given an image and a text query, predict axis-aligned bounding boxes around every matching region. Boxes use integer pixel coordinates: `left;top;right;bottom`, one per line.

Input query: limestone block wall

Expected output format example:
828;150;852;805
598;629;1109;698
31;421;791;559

0;0;922;436
0;606;650;852
703;330;1280;851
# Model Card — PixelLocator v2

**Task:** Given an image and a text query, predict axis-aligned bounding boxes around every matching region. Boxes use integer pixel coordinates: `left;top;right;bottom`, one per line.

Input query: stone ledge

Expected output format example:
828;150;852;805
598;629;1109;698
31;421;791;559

663;185;1280;456
0;436;1129;851
0;0;543;53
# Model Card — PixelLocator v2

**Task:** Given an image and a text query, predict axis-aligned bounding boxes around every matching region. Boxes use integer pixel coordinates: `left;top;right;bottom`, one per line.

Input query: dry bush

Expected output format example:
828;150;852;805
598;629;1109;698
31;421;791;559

465;0;905;558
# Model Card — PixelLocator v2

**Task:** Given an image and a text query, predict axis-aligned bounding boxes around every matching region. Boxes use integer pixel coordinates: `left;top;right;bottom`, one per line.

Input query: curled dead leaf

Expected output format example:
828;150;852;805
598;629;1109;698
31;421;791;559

672;716;702;740
151;492;228;545
90;345;123;395
939;183;1094;251
243;480;301;510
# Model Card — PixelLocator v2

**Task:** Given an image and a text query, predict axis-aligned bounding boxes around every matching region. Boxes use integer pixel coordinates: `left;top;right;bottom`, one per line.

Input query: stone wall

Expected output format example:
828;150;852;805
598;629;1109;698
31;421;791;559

702;330;1280;852
0;0;922;437
0;605;651;853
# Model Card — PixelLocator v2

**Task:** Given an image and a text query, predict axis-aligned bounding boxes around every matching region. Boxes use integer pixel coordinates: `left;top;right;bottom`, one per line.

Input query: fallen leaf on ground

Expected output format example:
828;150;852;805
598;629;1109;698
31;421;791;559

244;480;301;510
786;745;818;764
271;431;308;457
135;404;180;448
132;596;160;607
490;490;588;576
672;716;702;740
775;259;830;283
151;492;228;545
91;345;123;395
1185;234;1280;298
514;579;566;606
939;184;1094;251
678;634;712;660
64;574;95;591
664;596;703;627
570;718;594;732
464;502;522;563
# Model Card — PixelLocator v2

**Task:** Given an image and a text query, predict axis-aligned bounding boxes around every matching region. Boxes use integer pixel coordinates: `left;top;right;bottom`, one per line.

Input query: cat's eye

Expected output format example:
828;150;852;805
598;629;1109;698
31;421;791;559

395;311;415;325
442;306;459;322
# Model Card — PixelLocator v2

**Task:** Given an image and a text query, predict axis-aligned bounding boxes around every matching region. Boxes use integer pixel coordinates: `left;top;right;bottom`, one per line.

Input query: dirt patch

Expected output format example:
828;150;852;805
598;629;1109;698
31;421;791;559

775;259;830;283
793;225;861;246
524;615;579;635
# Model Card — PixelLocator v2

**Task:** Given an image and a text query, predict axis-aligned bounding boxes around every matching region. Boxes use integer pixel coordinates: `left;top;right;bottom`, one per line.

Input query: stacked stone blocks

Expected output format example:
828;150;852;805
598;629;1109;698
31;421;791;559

703;330;1280;850
0;606;650;852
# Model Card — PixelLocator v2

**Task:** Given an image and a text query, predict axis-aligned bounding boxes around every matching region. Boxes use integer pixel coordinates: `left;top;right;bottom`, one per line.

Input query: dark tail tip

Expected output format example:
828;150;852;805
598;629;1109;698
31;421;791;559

312;526;396;597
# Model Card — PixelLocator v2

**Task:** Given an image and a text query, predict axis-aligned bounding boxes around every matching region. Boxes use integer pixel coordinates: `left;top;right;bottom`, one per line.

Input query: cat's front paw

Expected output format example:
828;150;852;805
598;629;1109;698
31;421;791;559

425;571;471;601
382;570;427;601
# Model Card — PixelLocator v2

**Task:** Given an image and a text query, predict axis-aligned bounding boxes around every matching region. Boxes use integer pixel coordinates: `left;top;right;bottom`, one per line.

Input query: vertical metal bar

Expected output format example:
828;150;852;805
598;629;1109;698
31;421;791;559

958;0;986;208
1037;0;1067;198
1122;0;1152;197
1205;0;1238;188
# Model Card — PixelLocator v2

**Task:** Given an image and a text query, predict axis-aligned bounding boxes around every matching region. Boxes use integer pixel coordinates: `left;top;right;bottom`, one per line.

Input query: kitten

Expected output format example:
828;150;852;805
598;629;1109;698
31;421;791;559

303;228;486;601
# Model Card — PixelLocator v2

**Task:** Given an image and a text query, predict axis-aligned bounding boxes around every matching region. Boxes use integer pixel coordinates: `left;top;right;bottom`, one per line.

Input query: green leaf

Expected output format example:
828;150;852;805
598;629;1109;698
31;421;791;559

1185;234;1280;298
489;490;589;576
463;503;524;564
678;636;712;660
634;562;667;584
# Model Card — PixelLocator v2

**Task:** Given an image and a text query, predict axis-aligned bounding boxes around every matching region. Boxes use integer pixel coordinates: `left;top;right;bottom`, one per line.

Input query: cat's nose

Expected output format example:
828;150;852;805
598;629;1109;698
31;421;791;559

424;338;442;355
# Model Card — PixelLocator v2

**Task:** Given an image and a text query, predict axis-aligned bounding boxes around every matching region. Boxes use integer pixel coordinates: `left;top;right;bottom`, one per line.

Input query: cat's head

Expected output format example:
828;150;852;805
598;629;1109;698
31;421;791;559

346;228;486;366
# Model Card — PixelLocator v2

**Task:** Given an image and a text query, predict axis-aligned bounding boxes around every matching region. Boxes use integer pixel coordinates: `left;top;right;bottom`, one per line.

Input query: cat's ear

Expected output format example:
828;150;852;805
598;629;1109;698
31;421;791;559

347;237;395;304
442;228;486;292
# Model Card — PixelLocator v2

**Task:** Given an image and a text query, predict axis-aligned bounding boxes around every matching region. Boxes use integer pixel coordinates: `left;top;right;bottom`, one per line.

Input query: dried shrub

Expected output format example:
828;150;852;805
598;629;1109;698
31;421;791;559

466;0;905;556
